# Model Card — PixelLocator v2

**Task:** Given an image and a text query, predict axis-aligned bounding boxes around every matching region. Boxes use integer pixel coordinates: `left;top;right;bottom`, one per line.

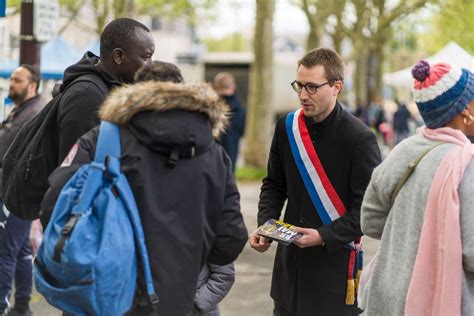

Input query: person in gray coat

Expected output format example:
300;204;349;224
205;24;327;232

193;263;235;316
360;60;474;315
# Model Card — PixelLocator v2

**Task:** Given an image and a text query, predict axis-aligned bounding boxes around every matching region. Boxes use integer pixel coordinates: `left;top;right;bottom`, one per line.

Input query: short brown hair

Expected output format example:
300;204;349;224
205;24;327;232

134;61;184;83
298;48;344;83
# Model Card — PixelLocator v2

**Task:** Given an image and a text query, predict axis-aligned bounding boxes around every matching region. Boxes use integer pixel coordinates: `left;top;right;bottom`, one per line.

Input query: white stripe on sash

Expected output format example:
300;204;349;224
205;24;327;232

291;109;341;221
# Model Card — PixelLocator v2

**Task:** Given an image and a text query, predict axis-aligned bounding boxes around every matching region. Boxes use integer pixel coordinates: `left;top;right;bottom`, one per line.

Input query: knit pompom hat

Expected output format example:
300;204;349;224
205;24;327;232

411;60;474;128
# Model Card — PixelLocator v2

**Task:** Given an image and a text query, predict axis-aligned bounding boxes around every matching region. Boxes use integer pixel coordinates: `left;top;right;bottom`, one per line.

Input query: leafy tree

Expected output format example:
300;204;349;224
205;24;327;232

7;0;215;35
295;0;432;103
137;0;215;27
420;0;474;54
365;0;430;102
291;0;339;50
386;14;423;71
202;32;250;52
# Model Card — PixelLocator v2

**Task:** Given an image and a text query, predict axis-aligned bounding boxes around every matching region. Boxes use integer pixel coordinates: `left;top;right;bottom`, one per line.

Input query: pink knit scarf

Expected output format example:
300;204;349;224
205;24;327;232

405;127;474;315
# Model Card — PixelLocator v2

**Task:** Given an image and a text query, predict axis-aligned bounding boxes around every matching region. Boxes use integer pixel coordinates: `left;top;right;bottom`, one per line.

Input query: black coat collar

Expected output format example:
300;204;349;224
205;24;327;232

305;101;342;136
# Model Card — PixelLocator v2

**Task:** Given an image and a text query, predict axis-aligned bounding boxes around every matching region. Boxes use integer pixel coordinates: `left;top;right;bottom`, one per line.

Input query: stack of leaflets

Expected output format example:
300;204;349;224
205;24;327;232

257;219;303;246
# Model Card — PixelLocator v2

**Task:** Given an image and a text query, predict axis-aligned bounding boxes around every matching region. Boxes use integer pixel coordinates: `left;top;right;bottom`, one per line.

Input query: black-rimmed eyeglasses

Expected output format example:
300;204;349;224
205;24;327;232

291;80;329;94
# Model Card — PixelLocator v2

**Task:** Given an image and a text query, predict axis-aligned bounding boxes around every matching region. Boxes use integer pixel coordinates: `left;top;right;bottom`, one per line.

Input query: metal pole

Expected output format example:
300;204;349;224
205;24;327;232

19;0;41;68
1;89;5;121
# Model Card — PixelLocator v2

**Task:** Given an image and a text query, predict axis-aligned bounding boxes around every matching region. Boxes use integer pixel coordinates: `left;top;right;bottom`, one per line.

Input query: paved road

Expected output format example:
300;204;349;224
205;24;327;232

29;181;380;315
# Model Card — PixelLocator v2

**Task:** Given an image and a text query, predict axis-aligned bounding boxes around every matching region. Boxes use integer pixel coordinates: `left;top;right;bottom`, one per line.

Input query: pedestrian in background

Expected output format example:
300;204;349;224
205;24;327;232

0;65;43;316
392;99;414;145
360;60;474;315
213;72;246;173
368;96;386;133
353;98;369;126
249;47;381;316
135;61;236;316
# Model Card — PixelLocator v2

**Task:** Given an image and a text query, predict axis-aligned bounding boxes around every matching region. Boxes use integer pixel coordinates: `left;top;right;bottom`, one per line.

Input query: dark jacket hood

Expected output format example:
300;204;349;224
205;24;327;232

60;51;121;93
99;81;229;154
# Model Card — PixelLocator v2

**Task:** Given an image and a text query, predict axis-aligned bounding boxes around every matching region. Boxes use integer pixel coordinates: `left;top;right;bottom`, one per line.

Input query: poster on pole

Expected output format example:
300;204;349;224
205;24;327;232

0;0;6;18
33;0;59;42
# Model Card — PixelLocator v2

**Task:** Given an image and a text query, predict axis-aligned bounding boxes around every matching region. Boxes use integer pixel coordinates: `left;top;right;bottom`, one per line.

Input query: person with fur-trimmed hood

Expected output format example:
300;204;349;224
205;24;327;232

40;81;248;316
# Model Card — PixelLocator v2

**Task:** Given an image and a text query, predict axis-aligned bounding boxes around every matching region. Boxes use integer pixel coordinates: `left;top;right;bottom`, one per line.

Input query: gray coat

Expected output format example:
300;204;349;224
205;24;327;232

192;263;235;316
360;133;474;315
0;96;43;193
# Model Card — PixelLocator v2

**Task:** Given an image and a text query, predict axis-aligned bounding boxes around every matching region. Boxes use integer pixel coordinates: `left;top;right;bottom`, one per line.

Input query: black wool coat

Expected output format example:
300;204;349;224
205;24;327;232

41;82;248;316
258;103;381;316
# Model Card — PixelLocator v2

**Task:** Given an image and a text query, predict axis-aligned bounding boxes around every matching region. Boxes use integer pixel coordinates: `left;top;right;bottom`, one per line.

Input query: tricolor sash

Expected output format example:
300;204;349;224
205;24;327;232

285;108;362;305
285;108;347;223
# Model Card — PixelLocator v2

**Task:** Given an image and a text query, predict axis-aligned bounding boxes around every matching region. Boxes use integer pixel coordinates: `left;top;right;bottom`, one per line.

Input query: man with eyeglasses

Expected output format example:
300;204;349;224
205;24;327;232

249;48;381;316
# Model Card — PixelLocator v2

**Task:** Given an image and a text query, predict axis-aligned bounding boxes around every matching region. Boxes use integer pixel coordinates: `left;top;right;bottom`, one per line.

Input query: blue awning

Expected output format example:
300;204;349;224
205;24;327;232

0;36;85;80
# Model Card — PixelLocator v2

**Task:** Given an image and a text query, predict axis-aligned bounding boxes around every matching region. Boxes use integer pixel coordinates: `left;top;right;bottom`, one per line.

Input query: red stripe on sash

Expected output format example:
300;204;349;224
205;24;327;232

347;249;356;278
297;110;347;216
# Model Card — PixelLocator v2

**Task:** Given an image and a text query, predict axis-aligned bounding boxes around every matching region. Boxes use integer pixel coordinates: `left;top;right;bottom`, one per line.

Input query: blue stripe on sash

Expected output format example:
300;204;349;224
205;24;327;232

285;112;332;224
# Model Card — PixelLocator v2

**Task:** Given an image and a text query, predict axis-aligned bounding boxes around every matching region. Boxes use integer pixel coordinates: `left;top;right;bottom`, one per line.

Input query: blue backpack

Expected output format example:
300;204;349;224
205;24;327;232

33;121;159;315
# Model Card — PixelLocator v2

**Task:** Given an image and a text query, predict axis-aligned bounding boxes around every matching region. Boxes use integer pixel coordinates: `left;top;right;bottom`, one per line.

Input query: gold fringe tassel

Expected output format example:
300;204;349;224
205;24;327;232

345;279;355;305
355;269;362;292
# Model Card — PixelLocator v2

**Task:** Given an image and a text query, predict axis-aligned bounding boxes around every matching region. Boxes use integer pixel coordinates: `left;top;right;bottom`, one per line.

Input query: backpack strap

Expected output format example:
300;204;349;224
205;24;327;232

94;121;120;163
94;121;159;305
390;141;444;207
66;73;109;98
71;122;119;213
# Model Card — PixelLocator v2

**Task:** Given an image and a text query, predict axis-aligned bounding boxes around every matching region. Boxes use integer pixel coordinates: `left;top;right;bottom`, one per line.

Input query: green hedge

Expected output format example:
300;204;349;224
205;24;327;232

235;166;267;181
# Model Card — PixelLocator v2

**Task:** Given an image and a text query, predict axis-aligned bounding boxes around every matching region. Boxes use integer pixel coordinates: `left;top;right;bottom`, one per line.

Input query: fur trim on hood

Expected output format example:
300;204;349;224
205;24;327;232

99;81;229;138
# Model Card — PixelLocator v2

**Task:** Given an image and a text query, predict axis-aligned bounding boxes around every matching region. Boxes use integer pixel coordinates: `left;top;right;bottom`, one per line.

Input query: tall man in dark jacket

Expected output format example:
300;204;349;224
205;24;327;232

249;48;381;316
56;17;155;162
41;80;248;315
0;65;43;316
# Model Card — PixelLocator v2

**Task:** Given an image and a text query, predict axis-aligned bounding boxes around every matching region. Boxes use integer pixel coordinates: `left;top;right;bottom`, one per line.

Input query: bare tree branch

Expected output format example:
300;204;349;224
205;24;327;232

58;0;88;35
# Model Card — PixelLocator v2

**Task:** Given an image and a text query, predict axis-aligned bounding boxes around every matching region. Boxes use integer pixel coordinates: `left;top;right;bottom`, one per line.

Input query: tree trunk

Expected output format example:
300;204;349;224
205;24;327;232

113;0;136;18
353;51;368;105
93;0;110;35
306;27;319;51
373;42;385;101
243;0;275;168
332;27;343;55
301;0;322;50
330;1;346;54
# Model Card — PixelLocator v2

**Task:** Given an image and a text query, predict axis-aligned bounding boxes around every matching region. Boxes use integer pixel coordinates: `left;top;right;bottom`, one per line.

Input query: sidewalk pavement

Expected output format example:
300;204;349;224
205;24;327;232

29;181;379;315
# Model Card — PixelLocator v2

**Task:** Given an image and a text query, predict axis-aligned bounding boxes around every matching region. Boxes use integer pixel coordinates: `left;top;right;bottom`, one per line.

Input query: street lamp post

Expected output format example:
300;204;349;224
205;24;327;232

19;0;41;67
